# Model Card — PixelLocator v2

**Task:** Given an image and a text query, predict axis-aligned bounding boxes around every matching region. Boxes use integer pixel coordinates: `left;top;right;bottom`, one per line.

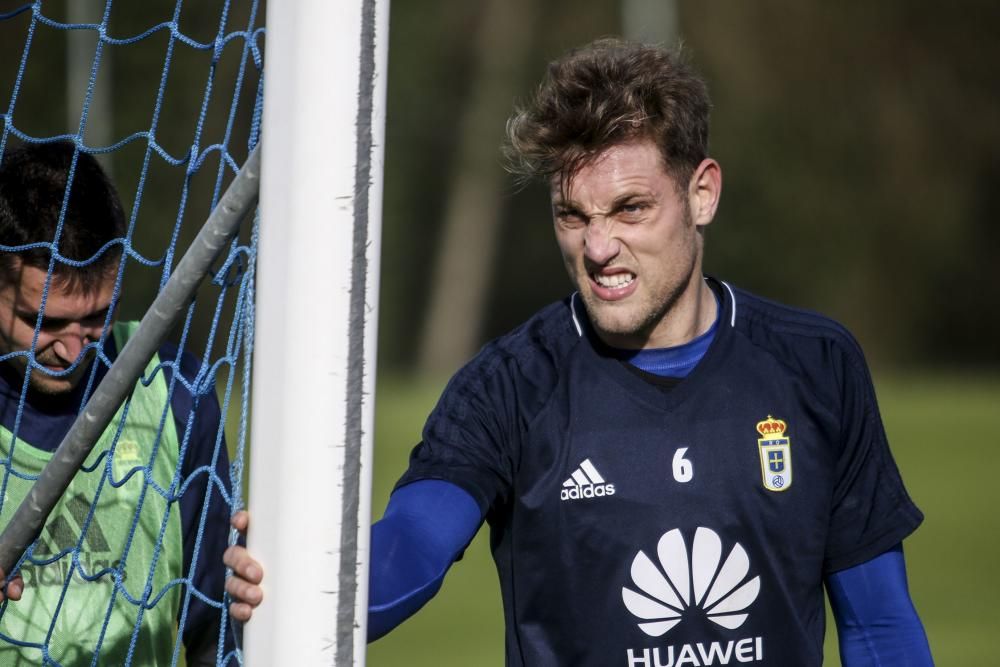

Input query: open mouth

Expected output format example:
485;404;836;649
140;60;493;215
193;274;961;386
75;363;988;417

592;272;635;289
589;270;638;301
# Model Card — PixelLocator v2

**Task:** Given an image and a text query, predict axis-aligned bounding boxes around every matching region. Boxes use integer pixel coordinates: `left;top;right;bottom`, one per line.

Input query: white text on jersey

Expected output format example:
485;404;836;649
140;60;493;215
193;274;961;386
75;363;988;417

627;636;763;666
561;458;616;501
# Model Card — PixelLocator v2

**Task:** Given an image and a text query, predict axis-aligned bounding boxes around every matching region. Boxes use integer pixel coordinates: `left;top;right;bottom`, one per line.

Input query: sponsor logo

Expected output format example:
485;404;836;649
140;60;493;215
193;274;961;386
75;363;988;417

622;527;760;636
22;492;123;586
34;493;111;557
756;416;792;492
19;555;124;587
560;458;615;501
626;636;764;666
113;438;143;481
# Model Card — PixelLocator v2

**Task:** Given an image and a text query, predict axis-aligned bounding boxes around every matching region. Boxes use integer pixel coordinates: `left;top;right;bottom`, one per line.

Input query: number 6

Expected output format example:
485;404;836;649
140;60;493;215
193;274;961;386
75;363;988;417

672;447;693;483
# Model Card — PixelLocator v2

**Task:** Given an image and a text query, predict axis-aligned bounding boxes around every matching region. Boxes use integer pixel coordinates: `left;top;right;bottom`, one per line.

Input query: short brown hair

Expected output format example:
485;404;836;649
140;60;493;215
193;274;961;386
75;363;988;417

504;38;711;191
0;141;125;293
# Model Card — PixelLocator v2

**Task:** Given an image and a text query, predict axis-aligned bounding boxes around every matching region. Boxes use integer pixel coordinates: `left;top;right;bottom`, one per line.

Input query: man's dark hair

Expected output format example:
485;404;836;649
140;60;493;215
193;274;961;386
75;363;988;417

504;38;711;191
0;141;126;292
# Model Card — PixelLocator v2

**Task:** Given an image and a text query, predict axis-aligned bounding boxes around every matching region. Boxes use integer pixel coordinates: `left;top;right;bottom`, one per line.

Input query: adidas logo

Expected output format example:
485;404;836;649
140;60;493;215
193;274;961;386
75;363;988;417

20;492;123;587
560;458;615;501
622;527;760;636
34;493;111;556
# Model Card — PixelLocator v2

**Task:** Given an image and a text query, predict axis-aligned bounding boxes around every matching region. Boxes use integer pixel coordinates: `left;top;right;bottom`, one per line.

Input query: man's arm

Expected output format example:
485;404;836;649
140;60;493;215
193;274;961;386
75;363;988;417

368;479;482;641
826;544;933;666
162;342;241;663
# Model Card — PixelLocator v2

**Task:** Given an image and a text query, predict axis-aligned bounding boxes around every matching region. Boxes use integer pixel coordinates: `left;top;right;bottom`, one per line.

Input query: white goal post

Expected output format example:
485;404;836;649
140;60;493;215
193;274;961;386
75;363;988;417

246;0;389;664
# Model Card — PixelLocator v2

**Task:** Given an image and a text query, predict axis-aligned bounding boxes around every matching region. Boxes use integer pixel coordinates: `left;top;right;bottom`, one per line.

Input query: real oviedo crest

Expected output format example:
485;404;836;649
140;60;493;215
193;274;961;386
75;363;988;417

756;415;792;492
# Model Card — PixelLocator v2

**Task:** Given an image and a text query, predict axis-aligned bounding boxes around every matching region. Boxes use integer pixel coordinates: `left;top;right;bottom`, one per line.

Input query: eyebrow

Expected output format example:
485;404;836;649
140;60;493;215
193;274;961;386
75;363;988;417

552;200;580;212
611;193;652;208
15;305;111;327
552;192;653;212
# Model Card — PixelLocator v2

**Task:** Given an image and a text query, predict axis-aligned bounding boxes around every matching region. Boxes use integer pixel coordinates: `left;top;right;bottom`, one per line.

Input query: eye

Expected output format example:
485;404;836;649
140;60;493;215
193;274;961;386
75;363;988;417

38;317;69;332
81;308;110;328
618;200;650;221
555;208;587;228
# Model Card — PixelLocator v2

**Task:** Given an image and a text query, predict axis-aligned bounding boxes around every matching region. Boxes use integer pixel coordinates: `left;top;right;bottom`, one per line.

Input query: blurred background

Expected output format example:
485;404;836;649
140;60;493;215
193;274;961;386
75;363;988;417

381;0;1000;374
1;0;997;665
372;1;1000;665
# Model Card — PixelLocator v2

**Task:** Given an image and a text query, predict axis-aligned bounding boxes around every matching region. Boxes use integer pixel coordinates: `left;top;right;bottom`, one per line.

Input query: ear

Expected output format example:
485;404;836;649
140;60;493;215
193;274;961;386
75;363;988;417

687;158;722;228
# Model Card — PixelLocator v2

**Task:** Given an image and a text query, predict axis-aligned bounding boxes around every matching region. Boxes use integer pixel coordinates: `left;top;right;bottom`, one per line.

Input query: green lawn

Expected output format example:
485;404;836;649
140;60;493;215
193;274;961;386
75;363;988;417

367;373;1000;666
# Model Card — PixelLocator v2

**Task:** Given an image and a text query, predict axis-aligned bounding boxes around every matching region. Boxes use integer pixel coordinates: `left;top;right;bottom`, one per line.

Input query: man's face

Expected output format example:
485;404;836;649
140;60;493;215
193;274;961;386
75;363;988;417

552;140;715;349
0;262;115;395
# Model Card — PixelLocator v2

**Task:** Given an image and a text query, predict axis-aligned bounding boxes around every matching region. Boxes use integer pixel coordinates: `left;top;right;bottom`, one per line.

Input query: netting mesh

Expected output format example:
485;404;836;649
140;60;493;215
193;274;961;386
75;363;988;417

0;1;264;664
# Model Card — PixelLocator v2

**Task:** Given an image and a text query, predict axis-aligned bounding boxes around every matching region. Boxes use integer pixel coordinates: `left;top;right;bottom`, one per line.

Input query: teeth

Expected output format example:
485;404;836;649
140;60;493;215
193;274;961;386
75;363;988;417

595;272;635;288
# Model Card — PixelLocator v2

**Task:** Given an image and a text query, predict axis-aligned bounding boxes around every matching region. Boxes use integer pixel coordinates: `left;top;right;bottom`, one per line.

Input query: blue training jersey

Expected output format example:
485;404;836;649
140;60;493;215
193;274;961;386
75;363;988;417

397;278;923;667
0;327;232;659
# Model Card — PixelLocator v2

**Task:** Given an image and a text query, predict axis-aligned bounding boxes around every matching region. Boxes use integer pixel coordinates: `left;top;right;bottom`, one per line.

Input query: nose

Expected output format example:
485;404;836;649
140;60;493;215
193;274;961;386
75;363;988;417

583;217;620;265
51;325;97;366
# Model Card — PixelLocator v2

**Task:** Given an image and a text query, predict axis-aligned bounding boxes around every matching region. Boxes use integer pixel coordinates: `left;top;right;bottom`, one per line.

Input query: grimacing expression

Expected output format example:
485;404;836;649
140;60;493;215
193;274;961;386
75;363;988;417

552;140;713;350
0;262;115;395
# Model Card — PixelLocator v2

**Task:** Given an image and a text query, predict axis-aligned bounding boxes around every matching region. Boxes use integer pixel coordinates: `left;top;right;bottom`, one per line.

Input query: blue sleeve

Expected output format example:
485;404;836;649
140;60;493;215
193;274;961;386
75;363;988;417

368;479;482;642
826;544;933;666
161;343;235;662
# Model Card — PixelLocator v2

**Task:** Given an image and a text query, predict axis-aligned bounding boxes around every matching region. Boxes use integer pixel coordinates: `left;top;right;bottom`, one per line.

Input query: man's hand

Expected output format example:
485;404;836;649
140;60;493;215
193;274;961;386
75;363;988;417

0;570;23;603
224;510;263;622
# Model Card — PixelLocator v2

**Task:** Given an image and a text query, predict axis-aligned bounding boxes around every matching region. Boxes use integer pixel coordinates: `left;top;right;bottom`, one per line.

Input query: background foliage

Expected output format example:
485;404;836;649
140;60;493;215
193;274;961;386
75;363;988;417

380;0;1000;373
373;1;999;664
1;0;996;664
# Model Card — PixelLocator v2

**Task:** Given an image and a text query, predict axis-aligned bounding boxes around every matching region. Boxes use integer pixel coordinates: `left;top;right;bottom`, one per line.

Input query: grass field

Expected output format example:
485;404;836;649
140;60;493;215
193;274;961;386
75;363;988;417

366;373;1000;666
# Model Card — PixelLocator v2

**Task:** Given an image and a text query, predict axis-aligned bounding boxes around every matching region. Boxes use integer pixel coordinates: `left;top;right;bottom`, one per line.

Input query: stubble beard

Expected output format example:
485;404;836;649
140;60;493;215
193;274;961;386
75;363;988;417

576;207;701;348
28;373;80;396
3;352;90;397
580;277;688;347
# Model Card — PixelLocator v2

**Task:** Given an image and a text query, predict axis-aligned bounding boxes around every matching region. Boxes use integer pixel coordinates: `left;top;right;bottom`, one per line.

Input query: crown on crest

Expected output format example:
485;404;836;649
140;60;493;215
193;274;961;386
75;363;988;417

756;415;787;437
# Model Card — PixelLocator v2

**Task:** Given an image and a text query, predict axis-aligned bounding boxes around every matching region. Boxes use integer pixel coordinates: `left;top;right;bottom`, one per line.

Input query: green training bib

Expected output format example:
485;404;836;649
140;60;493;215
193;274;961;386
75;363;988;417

0;321;184;666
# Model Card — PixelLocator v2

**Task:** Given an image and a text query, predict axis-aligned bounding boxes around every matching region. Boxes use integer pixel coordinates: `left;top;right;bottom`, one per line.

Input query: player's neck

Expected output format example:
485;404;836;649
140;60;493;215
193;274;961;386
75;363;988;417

639;276;717;350
0;360;93;415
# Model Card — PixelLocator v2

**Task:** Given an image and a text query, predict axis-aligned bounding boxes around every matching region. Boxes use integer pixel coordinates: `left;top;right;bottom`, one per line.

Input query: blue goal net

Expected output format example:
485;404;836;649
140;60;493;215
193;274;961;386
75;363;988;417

0;1;263;665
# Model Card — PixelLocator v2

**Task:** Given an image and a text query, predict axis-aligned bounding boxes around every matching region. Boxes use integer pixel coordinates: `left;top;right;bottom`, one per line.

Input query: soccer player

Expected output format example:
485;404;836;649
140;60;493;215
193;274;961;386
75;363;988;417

229;39;933;665
0;141;239;665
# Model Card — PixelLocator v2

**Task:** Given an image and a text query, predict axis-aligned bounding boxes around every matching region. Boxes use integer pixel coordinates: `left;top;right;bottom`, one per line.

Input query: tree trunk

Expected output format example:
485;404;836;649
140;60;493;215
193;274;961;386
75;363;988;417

417;0;539;375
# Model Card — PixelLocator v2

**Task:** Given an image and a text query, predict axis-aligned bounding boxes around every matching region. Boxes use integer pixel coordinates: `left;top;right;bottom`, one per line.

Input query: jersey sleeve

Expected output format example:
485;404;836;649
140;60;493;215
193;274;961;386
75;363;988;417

395;343;541;516
368;480;482;641
823;339;923;573
826;544;933;665
160;343;235;658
